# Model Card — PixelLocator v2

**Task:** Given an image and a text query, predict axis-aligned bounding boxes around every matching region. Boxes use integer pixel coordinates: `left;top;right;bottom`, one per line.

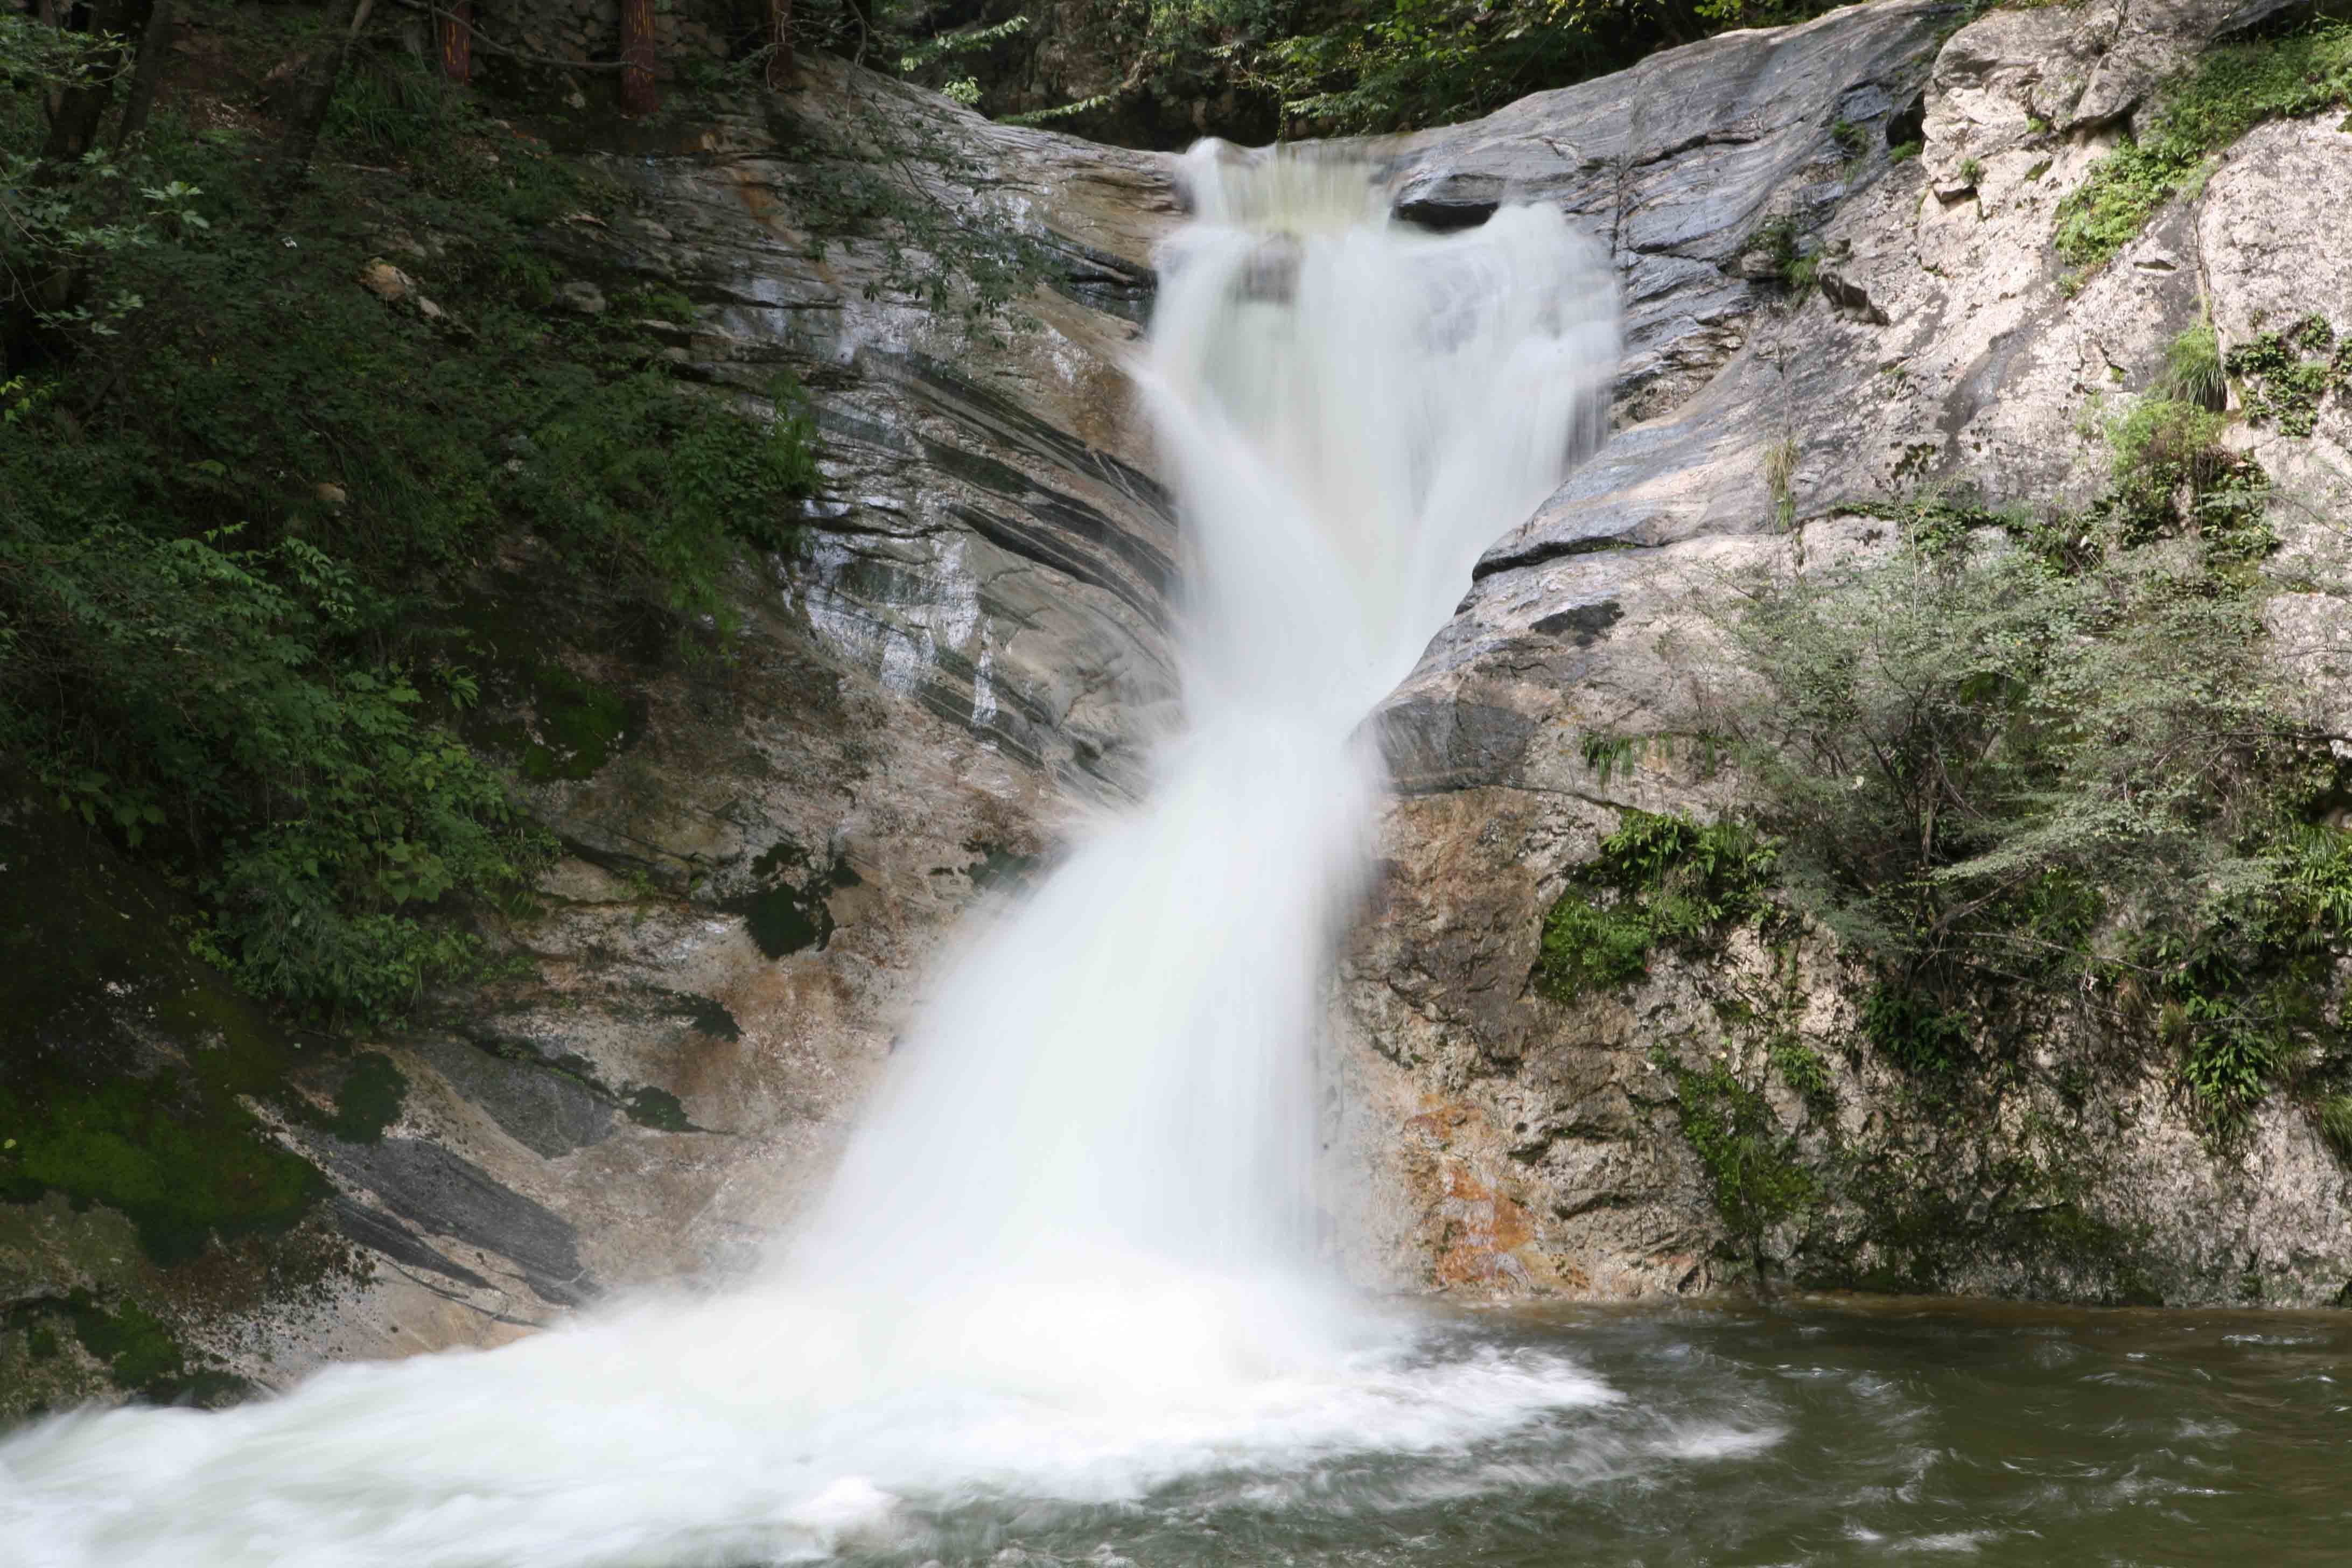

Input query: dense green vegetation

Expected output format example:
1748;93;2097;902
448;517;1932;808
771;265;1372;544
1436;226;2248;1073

1701;377;2352;1136
877;0;1854;143
3;15;817;1024
2055;18;2352;269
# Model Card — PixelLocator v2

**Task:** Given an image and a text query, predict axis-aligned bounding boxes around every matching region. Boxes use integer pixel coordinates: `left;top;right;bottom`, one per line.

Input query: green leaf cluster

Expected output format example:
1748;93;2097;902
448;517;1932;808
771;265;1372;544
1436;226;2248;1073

1536;810;1778;1002
1663;1055;1819;1237
2225;313;2346;439
2055;20;2352;269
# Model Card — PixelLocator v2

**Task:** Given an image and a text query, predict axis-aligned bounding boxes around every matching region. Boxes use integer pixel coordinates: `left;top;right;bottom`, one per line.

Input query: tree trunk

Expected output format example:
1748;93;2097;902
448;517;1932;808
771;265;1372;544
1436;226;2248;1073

619;0;659;116
270;0;375;212
764;0;791;89
38;0;68;121
40;0;135;165
437;0;471;85
110;0;178;151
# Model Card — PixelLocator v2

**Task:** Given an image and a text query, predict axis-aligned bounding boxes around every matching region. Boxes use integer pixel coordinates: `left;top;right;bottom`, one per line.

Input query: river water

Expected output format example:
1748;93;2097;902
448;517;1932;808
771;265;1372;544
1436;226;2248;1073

5;143;2346;1565
853;1296;2352;1567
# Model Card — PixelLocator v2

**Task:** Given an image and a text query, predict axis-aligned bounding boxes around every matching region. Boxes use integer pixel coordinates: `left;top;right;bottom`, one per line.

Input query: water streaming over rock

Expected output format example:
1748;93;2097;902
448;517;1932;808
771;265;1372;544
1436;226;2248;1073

0;143;1621;1567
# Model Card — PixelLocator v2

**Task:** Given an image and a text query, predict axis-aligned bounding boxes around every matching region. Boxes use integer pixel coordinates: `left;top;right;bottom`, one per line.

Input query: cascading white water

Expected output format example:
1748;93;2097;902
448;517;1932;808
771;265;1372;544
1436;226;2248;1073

0;143;1619;1568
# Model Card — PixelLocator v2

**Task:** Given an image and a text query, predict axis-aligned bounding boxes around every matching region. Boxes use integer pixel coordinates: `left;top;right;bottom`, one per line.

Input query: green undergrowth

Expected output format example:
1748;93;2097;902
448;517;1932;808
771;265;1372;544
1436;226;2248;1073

2055;20;2352;269
3;40;820;1025
2226;313;2348;438
1660;1055;1819;1242
1535;811;1779;1003
1703;396;2351;1137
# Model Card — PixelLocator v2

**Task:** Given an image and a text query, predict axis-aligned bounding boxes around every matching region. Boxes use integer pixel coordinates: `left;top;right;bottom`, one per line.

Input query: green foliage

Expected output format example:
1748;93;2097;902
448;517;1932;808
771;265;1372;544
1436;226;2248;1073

1580;732;1644;785
1707;463;2350;1133
1665;1056;1819;1237
2105;396;2232;517
883;0;1853;142
1769;1033;1835;1105
1536;811;1777;1002
2;50;820;1023
1860;982;1971;1074
2320;1094;2352;1160
2160;320;2226;409
2226;313;2344;438
2055;21;2352;268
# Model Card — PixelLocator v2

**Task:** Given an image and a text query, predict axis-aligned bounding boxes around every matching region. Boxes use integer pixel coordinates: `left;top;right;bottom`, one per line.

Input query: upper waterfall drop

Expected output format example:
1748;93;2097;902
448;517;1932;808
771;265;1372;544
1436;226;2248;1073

1148;141;1619;725
0;144;1622;1568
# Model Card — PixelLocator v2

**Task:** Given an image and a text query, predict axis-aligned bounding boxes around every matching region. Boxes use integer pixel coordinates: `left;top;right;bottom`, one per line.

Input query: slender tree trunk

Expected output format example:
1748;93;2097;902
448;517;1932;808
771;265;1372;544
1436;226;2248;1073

41;0;134;165
764;0;792;89
618;0;659;115
38;0;68;121
270;0;375;212
437;0;472;85
109;0;177;151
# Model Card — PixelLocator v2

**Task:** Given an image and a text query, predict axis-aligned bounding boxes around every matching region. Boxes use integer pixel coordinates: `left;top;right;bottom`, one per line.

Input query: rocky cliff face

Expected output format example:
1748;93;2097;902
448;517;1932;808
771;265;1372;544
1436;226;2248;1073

9;1;2351;1411
1334;0;2352;1306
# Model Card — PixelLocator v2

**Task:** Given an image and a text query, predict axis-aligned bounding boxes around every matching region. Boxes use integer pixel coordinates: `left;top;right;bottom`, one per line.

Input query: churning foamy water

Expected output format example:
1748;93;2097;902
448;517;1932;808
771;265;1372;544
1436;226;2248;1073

0;142;1620;1567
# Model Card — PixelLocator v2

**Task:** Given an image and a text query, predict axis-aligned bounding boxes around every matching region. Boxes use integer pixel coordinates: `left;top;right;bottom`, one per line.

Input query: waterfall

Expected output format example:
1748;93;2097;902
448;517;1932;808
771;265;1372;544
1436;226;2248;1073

0;143;1619;1568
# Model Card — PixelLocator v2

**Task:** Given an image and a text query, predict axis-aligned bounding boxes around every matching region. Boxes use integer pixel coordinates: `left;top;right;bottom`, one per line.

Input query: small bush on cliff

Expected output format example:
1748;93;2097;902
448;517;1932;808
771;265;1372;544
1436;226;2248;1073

2227;314;2345;438
2055;20;2352;269
2320;1095;2352;1161
1536;811;1777;1002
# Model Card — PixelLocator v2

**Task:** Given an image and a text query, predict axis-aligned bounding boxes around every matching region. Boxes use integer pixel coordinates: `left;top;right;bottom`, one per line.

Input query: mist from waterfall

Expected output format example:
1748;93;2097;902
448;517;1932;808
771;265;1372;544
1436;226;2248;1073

0;142;1620;1567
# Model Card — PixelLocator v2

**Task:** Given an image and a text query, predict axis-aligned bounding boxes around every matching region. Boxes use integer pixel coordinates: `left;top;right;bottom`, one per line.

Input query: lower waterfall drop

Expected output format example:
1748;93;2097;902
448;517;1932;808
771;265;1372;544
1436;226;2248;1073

0;143;1621;1567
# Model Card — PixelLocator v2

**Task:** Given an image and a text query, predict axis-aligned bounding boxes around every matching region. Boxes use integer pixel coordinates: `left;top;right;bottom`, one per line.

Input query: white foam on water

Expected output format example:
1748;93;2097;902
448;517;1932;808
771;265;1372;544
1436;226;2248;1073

0;140;1621;1568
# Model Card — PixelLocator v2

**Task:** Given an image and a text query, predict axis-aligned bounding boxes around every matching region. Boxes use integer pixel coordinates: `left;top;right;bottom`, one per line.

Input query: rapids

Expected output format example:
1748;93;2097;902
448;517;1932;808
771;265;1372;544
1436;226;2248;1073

0;144;1626;1565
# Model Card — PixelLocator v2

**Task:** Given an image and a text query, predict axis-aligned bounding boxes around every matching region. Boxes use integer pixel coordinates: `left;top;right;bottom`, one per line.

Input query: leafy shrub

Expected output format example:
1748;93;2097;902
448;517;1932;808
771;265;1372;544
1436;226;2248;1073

1860;982;1972;1074
1536;811;1777;1002
2227;313;2343;437
1667;1058;1819;1237
1702;477;2349;1129
2105;396;2236;524
2055;21;2352;268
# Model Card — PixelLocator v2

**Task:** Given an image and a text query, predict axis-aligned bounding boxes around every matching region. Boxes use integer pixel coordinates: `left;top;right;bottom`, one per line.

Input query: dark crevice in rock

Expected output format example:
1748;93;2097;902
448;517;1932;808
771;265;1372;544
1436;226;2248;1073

315;1139;597;1308
1474;531;1656;580
332;1197;494;1292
